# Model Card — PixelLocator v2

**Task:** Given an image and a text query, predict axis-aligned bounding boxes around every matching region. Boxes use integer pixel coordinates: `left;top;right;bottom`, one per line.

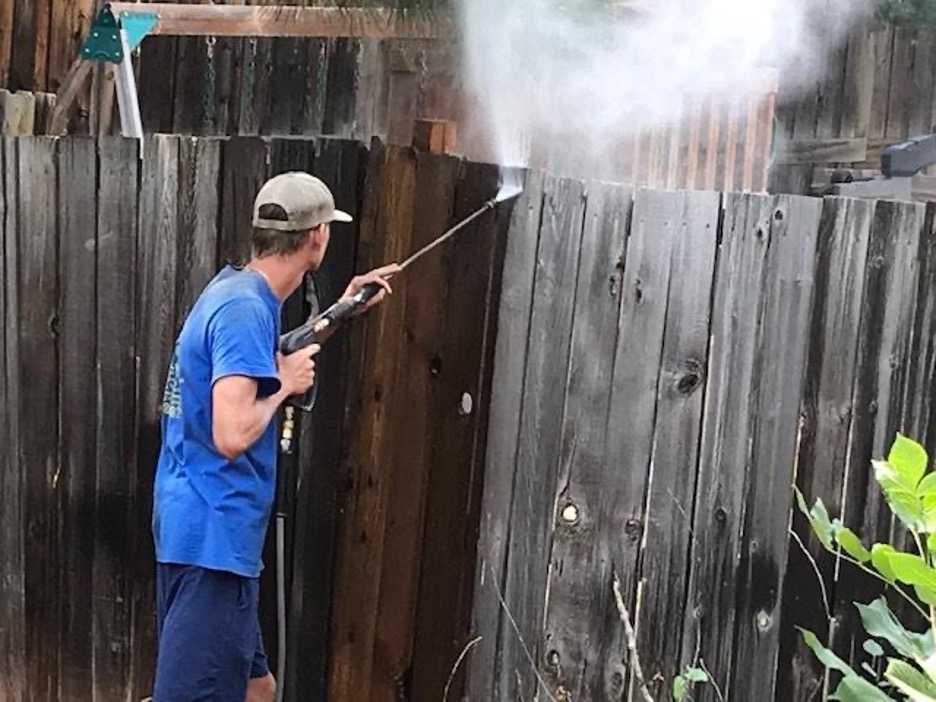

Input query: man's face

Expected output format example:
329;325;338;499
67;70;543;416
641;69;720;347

308;223;331;271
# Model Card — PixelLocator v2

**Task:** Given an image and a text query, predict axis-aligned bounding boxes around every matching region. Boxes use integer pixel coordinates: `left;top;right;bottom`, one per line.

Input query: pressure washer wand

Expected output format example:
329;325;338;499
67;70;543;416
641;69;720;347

279;194;513;363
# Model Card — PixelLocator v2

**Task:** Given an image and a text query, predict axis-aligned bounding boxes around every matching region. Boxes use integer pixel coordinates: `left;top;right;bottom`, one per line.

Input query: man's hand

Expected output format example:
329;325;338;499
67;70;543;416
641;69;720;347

277;344;320;396
342;263;402;315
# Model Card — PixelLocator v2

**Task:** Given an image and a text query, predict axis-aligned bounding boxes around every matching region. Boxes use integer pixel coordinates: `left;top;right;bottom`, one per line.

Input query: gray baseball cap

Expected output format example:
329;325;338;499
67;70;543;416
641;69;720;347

252;172;353;231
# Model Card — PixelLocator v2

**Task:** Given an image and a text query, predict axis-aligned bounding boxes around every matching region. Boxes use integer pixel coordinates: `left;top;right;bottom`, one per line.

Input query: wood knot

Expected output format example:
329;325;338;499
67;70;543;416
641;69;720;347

676;372;702;395
625;519;642;540
429;356;442;377
715;507;727;524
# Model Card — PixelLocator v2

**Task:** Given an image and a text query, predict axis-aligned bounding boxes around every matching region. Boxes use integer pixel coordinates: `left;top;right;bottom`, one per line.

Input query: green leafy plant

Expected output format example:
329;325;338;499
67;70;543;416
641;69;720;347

672;666;710;701
798;434;936;700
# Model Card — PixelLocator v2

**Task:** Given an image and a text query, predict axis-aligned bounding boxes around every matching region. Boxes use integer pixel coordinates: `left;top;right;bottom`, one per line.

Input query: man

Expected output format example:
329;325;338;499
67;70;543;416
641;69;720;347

151;172;399;702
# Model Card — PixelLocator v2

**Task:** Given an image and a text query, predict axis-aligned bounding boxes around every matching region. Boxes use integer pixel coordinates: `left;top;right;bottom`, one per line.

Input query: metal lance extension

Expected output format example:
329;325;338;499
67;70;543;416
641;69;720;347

279;195;512;367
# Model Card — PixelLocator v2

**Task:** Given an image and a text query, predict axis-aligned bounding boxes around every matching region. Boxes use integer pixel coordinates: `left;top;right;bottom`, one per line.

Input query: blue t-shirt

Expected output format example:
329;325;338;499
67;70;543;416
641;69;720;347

153;266;282;578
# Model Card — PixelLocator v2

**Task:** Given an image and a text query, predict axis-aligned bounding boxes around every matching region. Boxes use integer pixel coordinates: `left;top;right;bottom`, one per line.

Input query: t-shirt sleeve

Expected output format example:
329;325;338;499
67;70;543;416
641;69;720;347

208;298;281;398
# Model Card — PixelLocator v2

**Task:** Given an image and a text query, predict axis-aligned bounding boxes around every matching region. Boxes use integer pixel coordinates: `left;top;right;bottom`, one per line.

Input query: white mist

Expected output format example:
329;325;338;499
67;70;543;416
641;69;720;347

458;0;873;179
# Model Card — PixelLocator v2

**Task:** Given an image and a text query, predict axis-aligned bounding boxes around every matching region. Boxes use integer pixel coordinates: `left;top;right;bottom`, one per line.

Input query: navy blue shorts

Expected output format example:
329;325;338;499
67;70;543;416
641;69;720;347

153;563;269;702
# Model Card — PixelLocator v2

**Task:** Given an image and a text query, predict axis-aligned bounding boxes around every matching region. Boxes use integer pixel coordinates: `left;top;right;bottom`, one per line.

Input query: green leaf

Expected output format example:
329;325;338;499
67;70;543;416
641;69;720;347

830;675;895;701
885;659;936;701
836;526;872;563
928;533;936;557
875;459;926;530
917;585;936;607
865;639;885;657
856;597;932;660
673;675;687;701
684;667;708;683
810;498;836;551
889;553;936;590
872;543;899;582
889;434;929;487
800;628;858;676
919;472;936;497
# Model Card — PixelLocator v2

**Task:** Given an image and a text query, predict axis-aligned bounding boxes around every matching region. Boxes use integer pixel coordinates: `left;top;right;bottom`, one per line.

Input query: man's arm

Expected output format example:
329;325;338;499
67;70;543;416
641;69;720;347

212;345;318;460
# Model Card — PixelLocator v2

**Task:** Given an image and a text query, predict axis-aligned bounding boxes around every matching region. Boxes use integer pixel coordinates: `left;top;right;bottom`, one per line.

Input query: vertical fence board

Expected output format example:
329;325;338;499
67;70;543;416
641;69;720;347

602;186;678;698
328;145;416;702
886;26;914;140
132;135;180;701
637;190;719;700
497;176;585;702
832;199;924;667
0;136;26;702
138;37;177;134
682;193;773;699
0;0;13;88
409;161;506;702
18;136;60;702
176;138;221;325
93;136;138;702
776;196;873;701
370;152;457;701
323;39;359;137
908;30;935;138
285;138;362;702
538;182;632;702
731;194;822;701
907;205;936;451
57;136;97;702
218;137;270;266
841;24;875;139
465;171;545;702
869;24;895;140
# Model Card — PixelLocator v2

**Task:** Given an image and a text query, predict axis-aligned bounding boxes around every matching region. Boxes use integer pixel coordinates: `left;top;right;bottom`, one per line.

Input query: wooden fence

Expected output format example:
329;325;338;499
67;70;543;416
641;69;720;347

0;134;505;702
466;176;936;701
4;133;936;702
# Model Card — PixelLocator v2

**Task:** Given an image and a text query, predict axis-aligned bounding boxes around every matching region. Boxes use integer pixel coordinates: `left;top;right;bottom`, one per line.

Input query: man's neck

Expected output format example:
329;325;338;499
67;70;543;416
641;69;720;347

245;255;305;301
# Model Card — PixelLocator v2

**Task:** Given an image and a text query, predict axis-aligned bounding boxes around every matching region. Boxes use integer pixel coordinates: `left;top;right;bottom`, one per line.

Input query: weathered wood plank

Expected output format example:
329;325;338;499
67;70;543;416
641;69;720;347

637;190;720;702
775;196;874;702
0;136;27;702
776;137;868;165
886;26;915;140
869;23;895;140
139;37;178;134
841;23;875;139
0;0;14;88
176;137;221;325
602;186;679;699
386;70;418;147
409;160;506;702
93;135;138;702
18;136;60;702
172;36;209;135
498;176;586;702
731;194;822;701
322;38;359;137
328;145;416;702
285;138;361;702
465;170;545;702
218;137;269;266
132;135;180;701
909;30;935;138
110;3;449;39
47;0;94;93
682;192;773;699
906;204;936;451
1;89;37;136
831;198;924;668
816;40;848;139
56;135;97;702
538;182;632;702
369;152;458;701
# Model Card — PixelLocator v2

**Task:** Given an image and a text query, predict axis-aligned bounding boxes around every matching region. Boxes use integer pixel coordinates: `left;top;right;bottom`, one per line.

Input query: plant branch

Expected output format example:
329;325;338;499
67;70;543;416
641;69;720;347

790;528;832;622
612;573;654;702
698;658;725;702
443;636;483;702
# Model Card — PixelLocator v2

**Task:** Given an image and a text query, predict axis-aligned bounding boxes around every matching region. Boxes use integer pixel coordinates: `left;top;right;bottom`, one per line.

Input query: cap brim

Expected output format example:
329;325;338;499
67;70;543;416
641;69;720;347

331;209;353;223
